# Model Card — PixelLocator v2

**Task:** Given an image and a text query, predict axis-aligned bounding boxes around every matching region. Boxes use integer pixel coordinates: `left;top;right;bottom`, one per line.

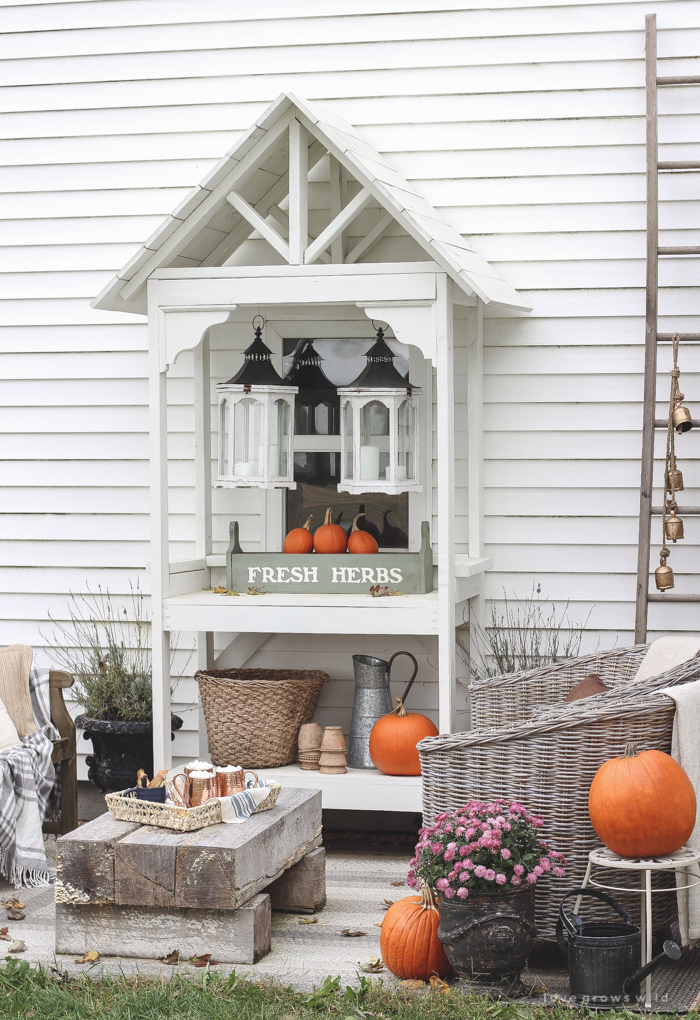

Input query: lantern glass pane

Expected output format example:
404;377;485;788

272;398;290;478
360;400;389;481
397;399;415;480
343;400;354;479
220;399;229;476
233;397;262;476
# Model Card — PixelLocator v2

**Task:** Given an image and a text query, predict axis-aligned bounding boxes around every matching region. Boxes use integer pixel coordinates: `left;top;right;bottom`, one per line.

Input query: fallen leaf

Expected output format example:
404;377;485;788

8;940;26;953
390;881;404;887
201;587;214;592
358;957;384;973
158;950;180;965
382;899;394;908
225;591;240;596
401;979;424;989
339;929;367;937
74;950;99;964
0;927;10;942
429;975;449;993
214;586;228;594
187;953;217;967
1;900;23;910
5;908;24;920
299;917;318;925
373;922;384;928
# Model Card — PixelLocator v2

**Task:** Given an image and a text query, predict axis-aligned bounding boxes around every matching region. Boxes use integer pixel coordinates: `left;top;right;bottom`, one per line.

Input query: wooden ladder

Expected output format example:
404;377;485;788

635;13;700;642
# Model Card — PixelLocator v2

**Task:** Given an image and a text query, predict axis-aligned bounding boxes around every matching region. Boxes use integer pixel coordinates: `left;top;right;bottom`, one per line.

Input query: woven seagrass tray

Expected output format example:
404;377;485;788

105;781;281;831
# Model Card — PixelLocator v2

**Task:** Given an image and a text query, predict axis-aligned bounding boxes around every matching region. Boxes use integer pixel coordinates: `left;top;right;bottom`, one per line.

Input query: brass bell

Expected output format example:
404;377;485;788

665;509;684;543
673;405;693;434
666;467;684;491
655;555;674;591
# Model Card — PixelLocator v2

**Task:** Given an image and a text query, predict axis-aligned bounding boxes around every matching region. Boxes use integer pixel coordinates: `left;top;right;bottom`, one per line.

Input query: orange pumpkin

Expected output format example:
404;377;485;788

369;697;438;776
588;741;696;858
313;507;347;554
283;515;314;554
380;881;452;979
347;514;379;554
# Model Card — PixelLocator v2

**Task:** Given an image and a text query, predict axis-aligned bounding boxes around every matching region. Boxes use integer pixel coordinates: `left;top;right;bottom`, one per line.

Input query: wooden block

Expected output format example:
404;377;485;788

56;813;141;905
113;787;322;911
55;893;271;964
267;846;326;913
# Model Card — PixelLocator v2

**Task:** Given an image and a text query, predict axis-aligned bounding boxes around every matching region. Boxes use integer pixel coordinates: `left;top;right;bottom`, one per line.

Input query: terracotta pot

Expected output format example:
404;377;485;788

319;749;346;764
437;884;537;995
321;726;346;752
298;723;323;749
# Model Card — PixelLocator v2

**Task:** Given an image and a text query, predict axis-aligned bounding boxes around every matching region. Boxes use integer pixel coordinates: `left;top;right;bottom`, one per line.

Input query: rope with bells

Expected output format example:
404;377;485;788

656;334;692;591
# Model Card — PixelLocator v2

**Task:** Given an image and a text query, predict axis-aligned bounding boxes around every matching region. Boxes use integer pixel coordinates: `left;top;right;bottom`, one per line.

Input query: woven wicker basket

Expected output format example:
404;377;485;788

419;647;700;941
105;781;281;831
196;668;329;768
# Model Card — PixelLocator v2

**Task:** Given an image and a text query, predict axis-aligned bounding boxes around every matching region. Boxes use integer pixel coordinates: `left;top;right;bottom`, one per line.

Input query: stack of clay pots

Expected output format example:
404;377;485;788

319;726;347;774
297;723;322;770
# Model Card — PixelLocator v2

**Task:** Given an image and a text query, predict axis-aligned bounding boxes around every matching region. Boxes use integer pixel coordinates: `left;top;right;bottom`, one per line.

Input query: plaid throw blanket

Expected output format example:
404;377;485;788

0;665;58;886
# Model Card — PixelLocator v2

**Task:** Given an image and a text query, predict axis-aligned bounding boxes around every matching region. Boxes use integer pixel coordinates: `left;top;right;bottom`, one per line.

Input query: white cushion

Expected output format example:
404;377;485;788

634;635;700;684
0;693;20;752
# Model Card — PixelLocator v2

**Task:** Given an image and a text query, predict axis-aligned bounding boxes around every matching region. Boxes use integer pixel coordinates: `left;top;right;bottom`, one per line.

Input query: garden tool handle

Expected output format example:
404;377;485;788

559;887;634;939
388;651;419;704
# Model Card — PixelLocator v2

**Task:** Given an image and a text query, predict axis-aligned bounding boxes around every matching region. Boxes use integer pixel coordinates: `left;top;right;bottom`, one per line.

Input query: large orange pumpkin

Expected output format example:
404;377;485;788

369;698;438;776
347;514;379;554
380;881;452;980
283;515;314;554
313;507;347;554
588;741;696;858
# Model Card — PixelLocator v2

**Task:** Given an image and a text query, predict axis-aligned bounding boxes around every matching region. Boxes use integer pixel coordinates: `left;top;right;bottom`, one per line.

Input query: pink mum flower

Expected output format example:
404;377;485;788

436;877;449;891
431;842;442;854
501;848;511;860
474;865;487;878
484;869;496;881
553;866;566;877
446;842;457;852
513;864;525;876
526;872;538;884
495;873;507;885
443;887;455;899
511;875;521;885
444;850;455;862
457;886;469;899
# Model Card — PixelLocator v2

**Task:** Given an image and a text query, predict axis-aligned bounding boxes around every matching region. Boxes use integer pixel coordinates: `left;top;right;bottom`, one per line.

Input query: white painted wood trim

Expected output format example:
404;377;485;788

214;632;272;670
344;212;394;266
435;274;456;735
288;118;308;265
329;155;343;265
149;280;172;772
226;191;291;263
153;262;439;279
304;188;373;266
468;300;485;559
268;206;330;265
196;631;214;759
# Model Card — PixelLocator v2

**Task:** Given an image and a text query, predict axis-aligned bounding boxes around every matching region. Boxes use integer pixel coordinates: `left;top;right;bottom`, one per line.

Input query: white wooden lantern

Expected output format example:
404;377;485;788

216;318;298;489
338;328;422;495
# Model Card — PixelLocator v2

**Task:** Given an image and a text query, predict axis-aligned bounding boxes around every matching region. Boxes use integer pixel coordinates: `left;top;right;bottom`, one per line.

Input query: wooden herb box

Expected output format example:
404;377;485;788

226;520;433;594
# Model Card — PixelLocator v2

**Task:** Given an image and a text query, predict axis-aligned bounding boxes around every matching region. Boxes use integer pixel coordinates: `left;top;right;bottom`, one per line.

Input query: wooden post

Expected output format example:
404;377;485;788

436;275;456;734
288;119;308;265
329;155;343;264
635;13;658;644
149;283;172;772
468;300;486;675
193;333;214;757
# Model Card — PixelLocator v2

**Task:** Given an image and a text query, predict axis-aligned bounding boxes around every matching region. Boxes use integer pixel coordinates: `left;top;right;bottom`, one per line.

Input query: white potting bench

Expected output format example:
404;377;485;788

93;93;528;810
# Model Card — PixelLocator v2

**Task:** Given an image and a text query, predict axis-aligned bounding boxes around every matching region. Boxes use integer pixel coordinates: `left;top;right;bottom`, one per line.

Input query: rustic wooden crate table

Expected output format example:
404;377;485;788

55;787;324;963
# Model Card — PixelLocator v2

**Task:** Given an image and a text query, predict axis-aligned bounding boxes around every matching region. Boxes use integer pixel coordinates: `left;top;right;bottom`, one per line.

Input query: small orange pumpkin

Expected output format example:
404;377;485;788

347;514;379;554
380;881;452;979
588;741;696;858
283;515;314;554
313;507;347;554
370;698;438;776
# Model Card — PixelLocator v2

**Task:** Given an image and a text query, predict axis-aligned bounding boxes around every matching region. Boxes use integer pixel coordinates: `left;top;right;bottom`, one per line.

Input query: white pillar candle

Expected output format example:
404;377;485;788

269;444;280;477
360;444;380;480
396;464;407;481
234;462;252;476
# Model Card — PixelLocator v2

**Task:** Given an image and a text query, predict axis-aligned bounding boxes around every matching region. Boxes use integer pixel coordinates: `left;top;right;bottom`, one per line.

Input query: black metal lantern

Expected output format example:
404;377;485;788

285;340;339;436
216;317;298;489
338;327;422;495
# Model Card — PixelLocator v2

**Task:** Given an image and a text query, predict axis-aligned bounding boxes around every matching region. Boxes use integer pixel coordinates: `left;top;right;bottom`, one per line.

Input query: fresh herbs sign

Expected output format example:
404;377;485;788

226;521;433;594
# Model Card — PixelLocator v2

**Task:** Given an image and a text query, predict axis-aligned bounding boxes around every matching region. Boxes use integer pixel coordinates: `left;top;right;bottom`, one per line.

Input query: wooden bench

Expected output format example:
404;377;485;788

54;786;325;963
43;670;78;837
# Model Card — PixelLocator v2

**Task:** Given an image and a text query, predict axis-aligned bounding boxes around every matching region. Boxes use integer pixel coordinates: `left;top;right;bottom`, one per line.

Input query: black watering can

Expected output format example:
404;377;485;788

557;888;681;1009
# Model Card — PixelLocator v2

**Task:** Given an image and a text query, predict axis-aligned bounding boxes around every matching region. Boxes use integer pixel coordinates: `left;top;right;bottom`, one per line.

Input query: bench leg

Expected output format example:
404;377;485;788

267;847;326;914
60;753;79;835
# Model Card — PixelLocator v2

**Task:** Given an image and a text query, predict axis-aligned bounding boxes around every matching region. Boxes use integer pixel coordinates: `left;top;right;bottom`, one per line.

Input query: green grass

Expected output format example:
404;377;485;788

0;960;692;1020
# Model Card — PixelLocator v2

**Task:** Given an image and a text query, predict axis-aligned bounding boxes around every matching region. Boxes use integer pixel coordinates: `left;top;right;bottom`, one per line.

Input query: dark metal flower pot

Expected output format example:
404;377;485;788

76;715;183;791
437;884;537;996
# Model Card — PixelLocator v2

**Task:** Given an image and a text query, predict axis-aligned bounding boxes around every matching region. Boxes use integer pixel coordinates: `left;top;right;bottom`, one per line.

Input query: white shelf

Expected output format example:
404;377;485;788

254;764;423;812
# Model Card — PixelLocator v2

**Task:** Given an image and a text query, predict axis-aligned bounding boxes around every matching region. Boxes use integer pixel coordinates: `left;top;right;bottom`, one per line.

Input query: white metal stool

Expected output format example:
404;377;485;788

574;846;700;1010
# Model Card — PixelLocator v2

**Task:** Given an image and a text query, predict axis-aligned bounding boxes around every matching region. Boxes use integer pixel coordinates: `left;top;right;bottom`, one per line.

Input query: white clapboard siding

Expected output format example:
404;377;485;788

0;1;697;782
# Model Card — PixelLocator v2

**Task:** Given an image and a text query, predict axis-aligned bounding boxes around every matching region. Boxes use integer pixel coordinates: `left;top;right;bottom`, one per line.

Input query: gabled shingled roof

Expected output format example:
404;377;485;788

93;92;530;315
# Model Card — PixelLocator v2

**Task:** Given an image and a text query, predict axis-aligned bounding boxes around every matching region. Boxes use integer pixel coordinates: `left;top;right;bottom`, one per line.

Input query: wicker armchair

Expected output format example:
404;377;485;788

418;645;700;940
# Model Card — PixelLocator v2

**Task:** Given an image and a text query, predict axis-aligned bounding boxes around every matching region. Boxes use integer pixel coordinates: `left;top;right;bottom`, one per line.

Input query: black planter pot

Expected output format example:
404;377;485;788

437;884;537;996
76;714;183;791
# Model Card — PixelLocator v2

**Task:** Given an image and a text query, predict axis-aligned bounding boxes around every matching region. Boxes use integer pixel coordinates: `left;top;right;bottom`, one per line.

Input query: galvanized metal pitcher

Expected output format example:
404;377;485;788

346;651;418;769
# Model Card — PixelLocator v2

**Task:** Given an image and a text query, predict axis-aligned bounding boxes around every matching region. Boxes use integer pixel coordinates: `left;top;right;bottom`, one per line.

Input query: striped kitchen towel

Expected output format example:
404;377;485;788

218;779;274;823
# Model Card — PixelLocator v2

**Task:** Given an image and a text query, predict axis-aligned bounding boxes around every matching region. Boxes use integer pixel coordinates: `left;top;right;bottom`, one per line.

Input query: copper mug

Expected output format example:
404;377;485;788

172;770;217;807
216;768;258;797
